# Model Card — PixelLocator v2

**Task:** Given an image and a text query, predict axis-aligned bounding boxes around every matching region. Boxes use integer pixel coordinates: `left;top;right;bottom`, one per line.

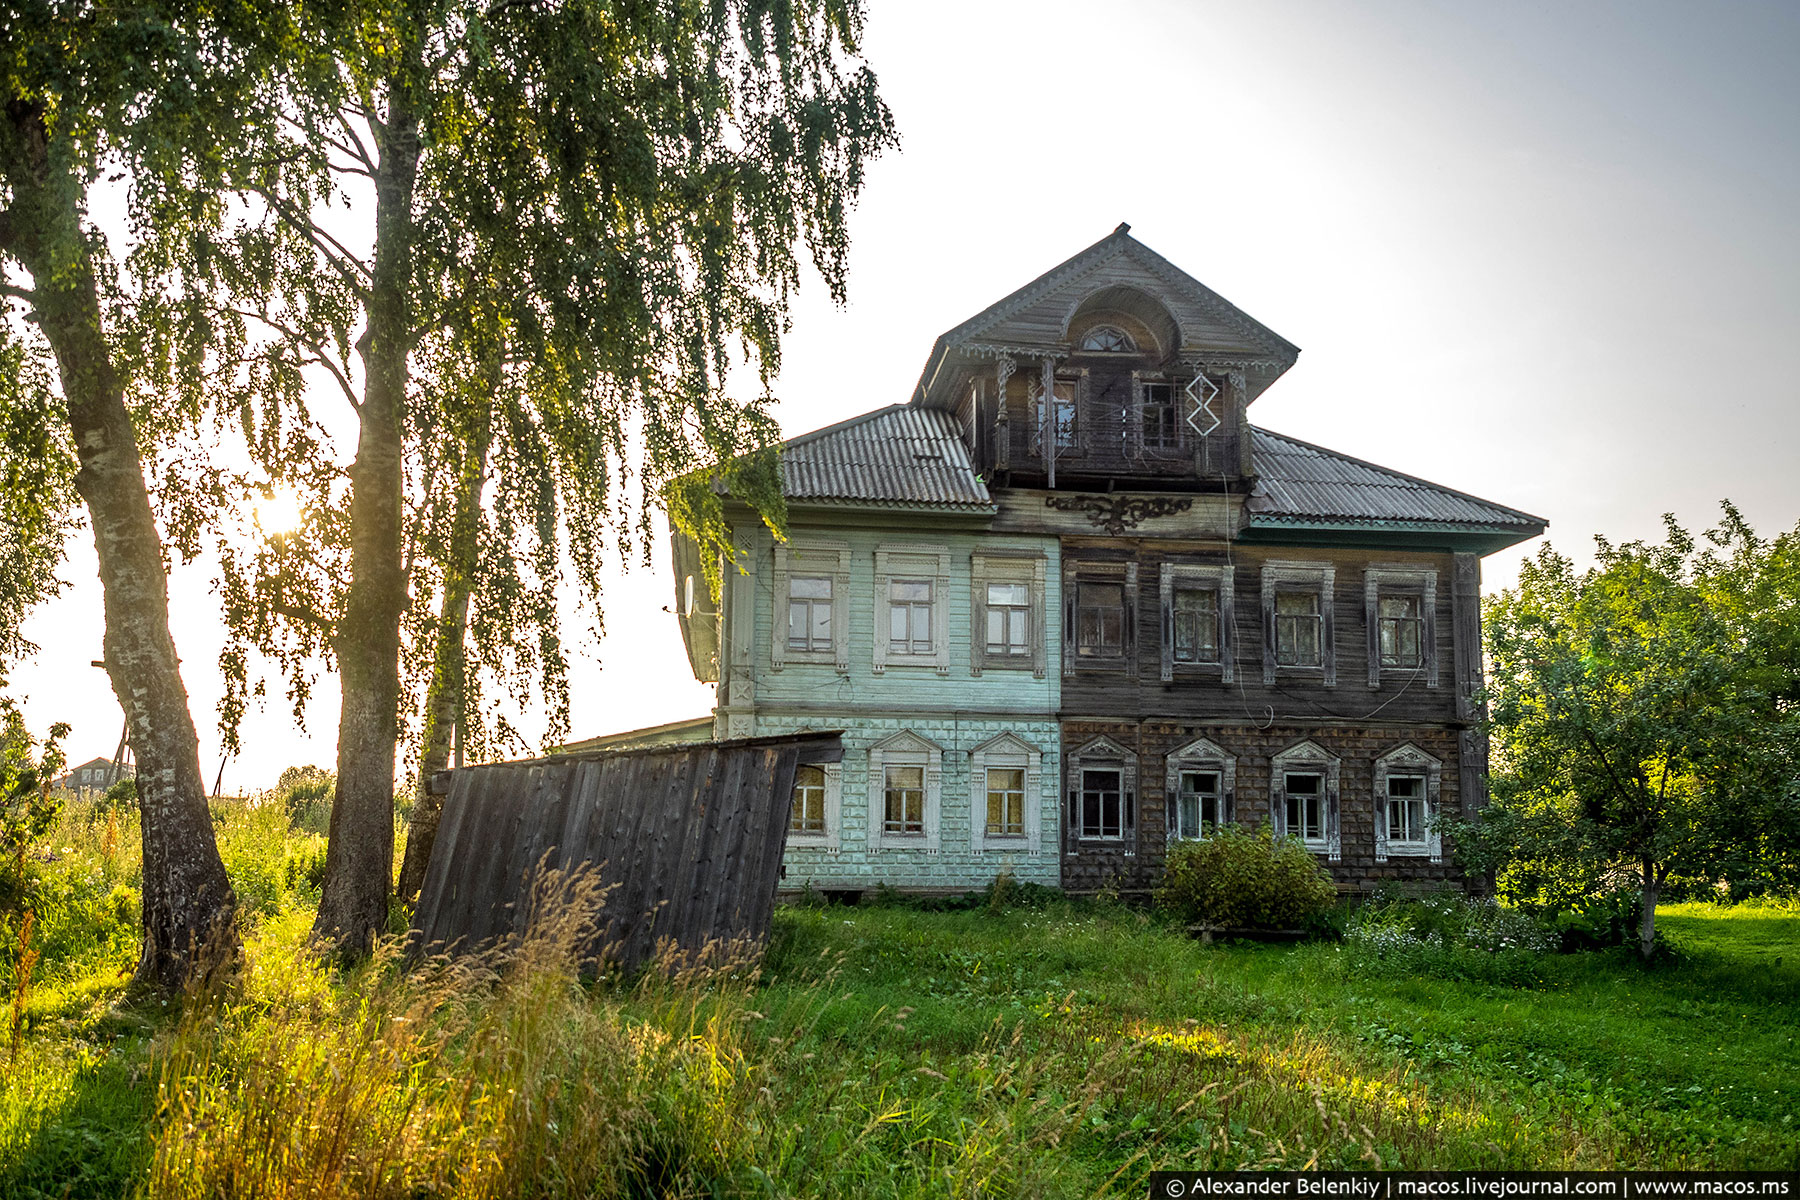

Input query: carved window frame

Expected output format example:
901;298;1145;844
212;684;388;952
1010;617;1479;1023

970;548;1048;678
1165;736;1237;842
866;730;943;853
786;760;844;853
1374;743;1443;864
1270;739;1342;862
969;731;1044;856
1160;562;1235;683
771;540;850;674
1063;560;1138;675
1261;561;1336;687
1064;735;1137;854
1364;566;1438;689
873;544;952;676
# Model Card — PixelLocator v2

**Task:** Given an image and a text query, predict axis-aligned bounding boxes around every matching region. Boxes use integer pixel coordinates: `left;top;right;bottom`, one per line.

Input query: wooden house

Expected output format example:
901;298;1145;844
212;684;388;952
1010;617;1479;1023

661;225;1544;897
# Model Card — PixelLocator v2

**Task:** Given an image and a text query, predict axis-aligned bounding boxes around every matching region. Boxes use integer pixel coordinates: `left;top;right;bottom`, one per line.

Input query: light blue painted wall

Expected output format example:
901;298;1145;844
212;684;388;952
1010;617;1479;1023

756;711;1063;891
742;523;1062;714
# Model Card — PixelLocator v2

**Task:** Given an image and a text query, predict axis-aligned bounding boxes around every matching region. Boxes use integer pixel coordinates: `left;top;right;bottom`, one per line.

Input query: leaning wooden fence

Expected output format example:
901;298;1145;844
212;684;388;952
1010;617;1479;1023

410;730;842;971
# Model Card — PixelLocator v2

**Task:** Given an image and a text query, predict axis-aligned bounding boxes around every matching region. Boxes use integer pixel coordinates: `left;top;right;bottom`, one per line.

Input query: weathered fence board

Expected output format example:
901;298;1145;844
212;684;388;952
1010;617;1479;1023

410;731;842;971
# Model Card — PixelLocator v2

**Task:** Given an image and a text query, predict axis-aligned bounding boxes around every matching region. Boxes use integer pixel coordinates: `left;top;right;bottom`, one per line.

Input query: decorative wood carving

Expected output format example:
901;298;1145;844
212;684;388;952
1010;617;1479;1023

1045;493;1194;535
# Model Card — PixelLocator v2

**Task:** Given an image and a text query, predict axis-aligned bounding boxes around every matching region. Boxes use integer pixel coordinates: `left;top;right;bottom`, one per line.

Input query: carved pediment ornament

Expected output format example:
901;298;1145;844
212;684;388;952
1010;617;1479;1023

1045;493;1194;535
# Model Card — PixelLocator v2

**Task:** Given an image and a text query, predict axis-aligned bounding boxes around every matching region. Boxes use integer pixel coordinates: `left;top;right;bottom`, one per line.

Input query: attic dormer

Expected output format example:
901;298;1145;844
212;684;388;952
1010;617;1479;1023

913;225;1298;492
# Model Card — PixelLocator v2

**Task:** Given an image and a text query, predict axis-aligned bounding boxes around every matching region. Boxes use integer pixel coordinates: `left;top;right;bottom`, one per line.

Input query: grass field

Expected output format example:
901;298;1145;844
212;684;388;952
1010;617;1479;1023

2;797;1796;1197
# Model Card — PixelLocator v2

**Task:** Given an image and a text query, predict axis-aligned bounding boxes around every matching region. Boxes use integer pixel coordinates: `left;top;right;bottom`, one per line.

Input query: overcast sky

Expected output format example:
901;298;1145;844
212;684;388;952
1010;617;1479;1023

13;0;1799;790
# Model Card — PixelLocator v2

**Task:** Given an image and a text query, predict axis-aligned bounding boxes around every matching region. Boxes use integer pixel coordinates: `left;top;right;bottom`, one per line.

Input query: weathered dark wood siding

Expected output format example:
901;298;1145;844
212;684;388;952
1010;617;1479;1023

411;732;843;970
1059;719;1467;894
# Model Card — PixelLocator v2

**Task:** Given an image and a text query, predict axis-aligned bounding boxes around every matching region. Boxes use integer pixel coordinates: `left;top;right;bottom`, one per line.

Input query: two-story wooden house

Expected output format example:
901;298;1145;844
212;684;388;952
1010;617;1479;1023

647;225;1544;897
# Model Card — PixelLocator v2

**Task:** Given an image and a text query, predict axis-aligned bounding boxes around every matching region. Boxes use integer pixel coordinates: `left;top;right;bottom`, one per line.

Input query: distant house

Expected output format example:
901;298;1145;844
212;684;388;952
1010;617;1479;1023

55;756;133;791
602;226;1545;897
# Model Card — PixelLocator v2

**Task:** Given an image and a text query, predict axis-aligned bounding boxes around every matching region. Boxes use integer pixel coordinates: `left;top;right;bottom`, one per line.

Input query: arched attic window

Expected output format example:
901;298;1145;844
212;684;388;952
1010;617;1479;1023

1078;325;1136;353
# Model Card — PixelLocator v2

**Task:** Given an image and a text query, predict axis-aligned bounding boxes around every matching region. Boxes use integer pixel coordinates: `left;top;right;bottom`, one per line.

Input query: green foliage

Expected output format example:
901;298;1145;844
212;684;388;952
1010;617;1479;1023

1155;824;1339;930
269;764;333;836
1;698;66;906
1467;504;1800;957
0;336;75;668
1343;893;1558;985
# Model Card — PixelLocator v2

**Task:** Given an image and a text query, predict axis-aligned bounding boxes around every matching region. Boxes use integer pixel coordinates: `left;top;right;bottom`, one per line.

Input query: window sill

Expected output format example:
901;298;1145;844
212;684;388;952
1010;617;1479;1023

775;650;843;669
1384;844;1431;856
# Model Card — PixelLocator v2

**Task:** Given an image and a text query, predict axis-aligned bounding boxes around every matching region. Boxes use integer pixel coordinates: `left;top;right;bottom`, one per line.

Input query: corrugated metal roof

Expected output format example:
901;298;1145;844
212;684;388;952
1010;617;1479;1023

780;405;993;510
1249;428;1545;530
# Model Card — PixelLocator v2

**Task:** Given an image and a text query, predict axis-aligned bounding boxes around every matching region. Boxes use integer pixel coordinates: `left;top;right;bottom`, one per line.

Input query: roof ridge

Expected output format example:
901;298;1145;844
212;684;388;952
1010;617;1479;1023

1252;425;1547;527
777;402;914;451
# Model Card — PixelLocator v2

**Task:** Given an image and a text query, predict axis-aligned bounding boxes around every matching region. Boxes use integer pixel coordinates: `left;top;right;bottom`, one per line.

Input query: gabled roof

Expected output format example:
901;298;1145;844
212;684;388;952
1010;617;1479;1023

779;405;993;511
912;225;1300;408
1247;427;1546;534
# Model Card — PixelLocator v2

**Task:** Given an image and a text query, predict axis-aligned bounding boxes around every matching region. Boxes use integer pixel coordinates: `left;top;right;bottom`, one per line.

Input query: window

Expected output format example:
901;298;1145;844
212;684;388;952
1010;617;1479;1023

1271;740;1341;859
971;550;1048;678
1080;768;1124;840
884;765;926;835
1174;770;1224;839
771;540;850;672
1165;736;1236;842
1379;594;1423;669
790;764;827;834
1159;563;1234;682
1141;381;1178;450
1033;377;1080;452
888;579;933;656
1077;581;1126;658
1173;587;1220;664
1364;567;1438;688
1374;744;1442;863
1079;325;1136;353
867;730;942;851
986;767;1026;836
1386;775;1426;846
986;583;1030;658
1284;772;1324;842
786;575;832;653
1274;591;1321;666
1261;562;1336;686
874;545;951;674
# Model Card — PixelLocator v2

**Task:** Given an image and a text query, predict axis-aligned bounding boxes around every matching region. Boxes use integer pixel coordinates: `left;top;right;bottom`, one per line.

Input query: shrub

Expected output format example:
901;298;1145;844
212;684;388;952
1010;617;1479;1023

1342;892;1558;985
271;765;334;836
99;776;136;810
1155;824;1338;930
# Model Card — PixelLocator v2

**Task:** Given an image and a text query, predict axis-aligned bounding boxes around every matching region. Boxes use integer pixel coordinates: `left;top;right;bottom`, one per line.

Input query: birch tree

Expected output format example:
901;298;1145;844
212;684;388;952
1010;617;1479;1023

208;0;893;953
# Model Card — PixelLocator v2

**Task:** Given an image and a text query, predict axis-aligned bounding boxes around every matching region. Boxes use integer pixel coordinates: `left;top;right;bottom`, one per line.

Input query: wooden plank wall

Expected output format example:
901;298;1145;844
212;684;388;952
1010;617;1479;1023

411;732;843;971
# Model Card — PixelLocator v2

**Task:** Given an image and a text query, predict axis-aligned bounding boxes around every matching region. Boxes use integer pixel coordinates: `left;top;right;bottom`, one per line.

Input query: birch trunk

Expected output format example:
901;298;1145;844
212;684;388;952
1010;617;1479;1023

2;101;237;989
1638;856;1661;962
312;90;421;956
396;389;492;903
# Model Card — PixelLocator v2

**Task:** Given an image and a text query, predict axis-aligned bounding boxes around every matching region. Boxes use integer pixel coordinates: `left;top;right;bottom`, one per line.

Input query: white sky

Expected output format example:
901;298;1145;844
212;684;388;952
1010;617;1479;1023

13;0;1799;791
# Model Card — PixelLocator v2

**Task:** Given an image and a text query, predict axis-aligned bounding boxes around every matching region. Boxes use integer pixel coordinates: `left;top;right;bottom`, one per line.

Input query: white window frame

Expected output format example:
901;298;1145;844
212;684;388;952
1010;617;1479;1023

970;549;1048;678
873;544;951;676
786;760;843;852
865;730;942;852
1160;563;1235;683
1271;739;1342;861
1164;736;1237;842
969;731;1044;855
1261;561;1336;687
1364;566;1439;689
1374;743;1443;863
770;540;850;674
1032;370;1087;457
1064;735;1137;854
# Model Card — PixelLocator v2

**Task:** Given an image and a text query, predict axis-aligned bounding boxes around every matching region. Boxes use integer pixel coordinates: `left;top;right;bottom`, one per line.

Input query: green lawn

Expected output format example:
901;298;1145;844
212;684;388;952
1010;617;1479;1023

3;799;1796;1198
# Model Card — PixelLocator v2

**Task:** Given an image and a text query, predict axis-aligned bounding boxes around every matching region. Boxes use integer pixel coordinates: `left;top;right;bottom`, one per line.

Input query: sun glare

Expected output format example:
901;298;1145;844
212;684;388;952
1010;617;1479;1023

253;486;305;536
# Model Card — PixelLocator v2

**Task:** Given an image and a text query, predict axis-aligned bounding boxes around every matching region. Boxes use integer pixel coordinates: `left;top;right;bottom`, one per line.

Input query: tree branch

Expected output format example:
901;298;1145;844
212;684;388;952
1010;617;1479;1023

269;600;337;633
246;185;374;296
0;280;37;304
225;307;362;413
